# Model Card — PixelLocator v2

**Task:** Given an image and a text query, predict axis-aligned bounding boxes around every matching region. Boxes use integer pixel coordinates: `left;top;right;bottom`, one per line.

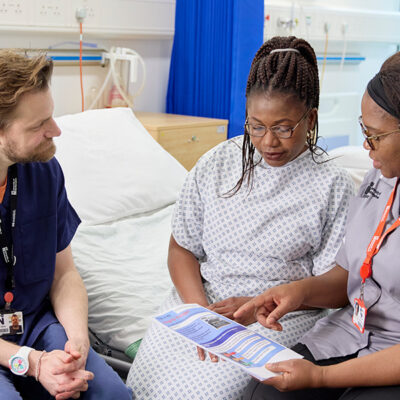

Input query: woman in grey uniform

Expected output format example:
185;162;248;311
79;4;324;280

236;51;400;399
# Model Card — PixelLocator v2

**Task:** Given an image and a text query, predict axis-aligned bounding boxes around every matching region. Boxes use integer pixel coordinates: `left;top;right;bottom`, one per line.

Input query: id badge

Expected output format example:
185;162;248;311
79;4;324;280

352;298;367;334
0;311;24;336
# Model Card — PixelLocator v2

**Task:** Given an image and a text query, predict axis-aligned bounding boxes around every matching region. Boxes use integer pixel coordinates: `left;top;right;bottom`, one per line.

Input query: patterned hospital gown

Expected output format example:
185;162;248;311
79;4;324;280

127;137;354;400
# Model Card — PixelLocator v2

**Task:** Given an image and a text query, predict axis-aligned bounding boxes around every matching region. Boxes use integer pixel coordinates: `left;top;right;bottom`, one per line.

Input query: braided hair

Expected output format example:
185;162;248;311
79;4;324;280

229;36;321;196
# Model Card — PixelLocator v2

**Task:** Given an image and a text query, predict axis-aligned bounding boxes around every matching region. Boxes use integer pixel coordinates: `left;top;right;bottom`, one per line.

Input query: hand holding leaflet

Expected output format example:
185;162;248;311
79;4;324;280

155;304;302;381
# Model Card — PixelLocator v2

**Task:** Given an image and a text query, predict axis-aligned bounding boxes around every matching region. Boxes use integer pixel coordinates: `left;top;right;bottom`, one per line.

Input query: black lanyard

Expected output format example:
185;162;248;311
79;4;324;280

0;164;18;293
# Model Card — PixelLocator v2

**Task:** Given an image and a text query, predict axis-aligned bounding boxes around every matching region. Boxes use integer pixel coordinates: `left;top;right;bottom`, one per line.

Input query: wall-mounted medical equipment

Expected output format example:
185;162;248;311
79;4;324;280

316;56;365;64
21;45;104;65
264;2;400;43
17;43;146;112
87;47;146;110
263;0;400;151
0;0;175;39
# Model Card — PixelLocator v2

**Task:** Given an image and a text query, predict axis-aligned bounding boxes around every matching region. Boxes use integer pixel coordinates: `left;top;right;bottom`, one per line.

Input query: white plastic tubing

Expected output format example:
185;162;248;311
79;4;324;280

88;46;146;110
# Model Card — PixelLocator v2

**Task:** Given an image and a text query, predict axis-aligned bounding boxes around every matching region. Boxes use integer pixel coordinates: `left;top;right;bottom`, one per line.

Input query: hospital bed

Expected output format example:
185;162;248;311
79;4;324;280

54;107;187;377
328;145;373;191
54;107;372;379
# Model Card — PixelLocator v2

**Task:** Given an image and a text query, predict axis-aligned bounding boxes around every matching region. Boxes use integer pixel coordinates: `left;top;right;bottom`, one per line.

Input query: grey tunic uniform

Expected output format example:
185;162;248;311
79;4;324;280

301;168;400;360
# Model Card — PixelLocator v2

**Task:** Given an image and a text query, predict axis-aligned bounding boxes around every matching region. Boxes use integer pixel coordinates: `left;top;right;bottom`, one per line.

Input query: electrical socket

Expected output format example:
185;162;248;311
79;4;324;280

34;0;67;26
0;1;23;15
0;1;28;24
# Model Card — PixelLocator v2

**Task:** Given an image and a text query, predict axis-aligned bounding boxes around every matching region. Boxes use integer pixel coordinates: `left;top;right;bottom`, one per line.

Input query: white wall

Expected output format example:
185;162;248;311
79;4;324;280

49;38;173;117
6;37;174;117
0;0;175;117
3;0;400;137
264;0;400;149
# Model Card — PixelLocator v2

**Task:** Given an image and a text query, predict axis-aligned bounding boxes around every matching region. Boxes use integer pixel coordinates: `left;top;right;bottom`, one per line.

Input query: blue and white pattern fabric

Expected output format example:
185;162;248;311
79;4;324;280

127;137;355;399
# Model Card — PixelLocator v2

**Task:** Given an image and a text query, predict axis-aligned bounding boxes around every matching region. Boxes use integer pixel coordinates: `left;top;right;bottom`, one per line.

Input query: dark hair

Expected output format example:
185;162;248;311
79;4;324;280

378;51;400;120
0;49;53;129
229;36;321;196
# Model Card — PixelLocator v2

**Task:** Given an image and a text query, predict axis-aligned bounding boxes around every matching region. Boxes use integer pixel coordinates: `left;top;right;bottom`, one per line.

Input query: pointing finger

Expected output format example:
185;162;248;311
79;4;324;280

234;296;263;318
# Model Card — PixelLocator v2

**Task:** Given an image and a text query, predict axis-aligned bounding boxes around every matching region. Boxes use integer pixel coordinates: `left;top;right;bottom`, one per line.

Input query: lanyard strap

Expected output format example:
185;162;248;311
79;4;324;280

0;164;18;292
360;179;400;282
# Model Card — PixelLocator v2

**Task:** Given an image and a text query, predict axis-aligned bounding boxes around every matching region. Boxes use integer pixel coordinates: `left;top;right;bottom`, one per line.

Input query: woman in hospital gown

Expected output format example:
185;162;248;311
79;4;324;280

127;36;355;399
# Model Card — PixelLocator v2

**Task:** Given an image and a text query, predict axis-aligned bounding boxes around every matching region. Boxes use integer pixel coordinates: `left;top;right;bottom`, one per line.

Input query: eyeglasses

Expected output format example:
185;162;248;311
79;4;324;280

358;115;400;150
245;109;311;139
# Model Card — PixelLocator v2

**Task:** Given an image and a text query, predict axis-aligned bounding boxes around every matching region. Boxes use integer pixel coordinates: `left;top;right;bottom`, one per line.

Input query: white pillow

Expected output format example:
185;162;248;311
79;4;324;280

54;108;187;225
328;146;373;191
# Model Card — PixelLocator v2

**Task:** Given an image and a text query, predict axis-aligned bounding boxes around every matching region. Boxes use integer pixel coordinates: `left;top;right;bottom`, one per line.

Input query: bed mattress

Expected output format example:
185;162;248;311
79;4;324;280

71;204;174;353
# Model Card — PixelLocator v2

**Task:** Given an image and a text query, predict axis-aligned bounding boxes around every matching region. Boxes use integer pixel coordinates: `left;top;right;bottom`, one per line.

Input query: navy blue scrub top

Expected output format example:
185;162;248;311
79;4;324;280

0;157;80;346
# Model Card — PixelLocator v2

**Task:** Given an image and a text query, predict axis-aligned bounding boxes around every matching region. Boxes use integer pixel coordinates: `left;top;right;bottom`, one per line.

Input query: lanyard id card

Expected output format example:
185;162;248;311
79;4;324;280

352;297;367;334
0;292;24;336
354;179;400;333
0;310;23;336
1;165;20;333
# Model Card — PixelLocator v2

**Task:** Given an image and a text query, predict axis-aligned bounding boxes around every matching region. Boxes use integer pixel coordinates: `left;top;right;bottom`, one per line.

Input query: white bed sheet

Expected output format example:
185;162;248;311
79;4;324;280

71;204;174;352
328;146;373;190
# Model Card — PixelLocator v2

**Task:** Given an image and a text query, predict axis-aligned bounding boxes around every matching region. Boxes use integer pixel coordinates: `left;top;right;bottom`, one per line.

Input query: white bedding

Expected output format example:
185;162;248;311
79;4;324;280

71;204;174;352
54;108;186;354
328;145;372;190
55;108;187;225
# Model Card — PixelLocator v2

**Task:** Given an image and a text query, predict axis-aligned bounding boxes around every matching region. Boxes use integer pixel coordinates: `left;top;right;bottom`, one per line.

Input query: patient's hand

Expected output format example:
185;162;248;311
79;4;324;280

197;346;219;363
209;297;255;326
196;297;254;362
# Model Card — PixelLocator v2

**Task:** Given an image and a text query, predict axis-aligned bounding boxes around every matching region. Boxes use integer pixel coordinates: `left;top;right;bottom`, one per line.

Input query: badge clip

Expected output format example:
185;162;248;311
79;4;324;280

3;292;13;311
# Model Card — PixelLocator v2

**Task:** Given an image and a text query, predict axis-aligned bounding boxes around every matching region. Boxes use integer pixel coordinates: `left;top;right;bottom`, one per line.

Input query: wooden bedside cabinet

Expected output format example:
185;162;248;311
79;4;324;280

135;112;228;170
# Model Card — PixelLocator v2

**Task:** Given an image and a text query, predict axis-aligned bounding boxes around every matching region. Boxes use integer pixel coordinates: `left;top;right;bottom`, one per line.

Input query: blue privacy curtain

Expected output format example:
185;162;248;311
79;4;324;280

166;0;264;138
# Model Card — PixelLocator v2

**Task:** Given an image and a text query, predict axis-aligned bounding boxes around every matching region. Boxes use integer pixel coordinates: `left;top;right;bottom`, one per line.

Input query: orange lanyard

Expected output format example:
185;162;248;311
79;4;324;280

360;179;400;284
